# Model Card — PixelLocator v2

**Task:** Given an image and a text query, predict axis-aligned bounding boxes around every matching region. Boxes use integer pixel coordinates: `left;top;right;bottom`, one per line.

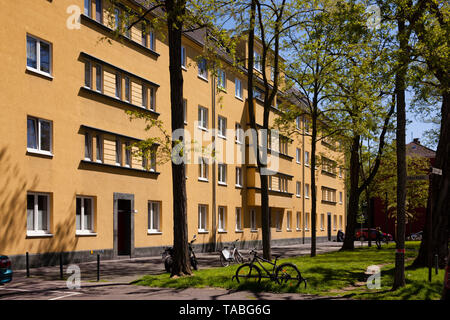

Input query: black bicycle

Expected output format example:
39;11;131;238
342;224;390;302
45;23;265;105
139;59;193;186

233;249;306;288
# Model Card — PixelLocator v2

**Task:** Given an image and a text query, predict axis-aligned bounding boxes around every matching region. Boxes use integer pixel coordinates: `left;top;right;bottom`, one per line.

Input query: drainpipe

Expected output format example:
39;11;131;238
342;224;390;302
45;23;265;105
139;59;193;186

302;116;305;244
211;65;217;252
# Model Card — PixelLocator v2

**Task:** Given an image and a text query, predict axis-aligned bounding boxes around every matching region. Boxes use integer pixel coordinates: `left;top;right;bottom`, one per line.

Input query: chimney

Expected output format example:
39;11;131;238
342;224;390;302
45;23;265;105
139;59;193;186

413;138;420;144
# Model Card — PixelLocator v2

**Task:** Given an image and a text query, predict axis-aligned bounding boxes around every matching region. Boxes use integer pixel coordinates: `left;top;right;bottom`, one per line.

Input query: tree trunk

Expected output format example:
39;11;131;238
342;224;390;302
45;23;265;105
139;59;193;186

341;134;361;251
392;15;408;289
166;0;191;277
310;110;318;257
413;91;450;268
260;172;271;260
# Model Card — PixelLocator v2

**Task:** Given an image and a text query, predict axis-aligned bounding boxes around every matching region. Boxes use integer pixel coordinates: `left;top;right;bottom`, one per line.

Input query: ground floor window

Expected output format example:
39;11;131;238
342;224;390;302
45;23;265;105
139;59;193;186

250;209;257;231
218;206;226;232
148;201;161;233
235;207;242;231
286;211;292;231
296;211;301;231
76;196;94;234
198;205;208;232
27;193;50;235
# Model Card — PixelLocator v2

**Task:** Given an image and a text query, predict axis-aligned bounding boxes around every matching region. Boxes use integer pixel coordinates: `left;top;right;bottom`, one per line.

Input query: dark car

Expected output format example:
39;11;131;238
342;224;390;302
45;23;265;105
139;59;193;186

355;228;393;242
0;255;13;284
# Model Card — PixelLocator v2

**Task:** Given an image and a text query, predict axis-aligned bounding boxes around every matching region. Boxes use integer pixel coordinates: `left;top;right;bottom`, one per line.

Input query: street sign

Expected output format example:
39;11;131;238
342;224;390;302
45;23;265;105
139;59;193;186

407;175;429;181
432;167;443;175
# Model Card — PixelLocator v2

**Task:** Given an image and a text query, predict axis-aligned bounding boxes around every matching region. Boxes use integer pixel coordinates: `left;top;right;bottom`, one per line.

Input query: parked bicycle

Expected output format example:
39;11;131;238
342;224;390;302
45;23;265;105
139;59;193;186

219;239;245;267
233;248;306;288
162;235;198;273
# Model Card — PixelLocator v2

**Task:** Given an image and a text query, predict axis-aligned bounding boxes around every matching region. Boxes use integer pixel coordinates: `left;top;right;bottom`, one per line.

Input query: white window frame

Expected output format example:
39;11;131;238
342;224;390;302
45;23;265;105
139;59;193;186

95;64;103;93
218;206;227;232
235;207;242;232
125;141;131;168
84;132;92;161
27;192;51;236
76;196;95;235
148;201;161;234
296;181;301;197
124;76;131;102
235;123;243;144
115;139;122;166
305;212;310;231
235;78;243;99
305;151;310;166
339;191;343;204
149;87;156;111
198;106;208;131
305;184;310;199
142;85;148;108
296;116;301;130
27;117;53;156
115;73;122;99
218;116;227;139
286;211;292;231
254;51;262;72
95;134;103;163
84;0;92;17
218;163;227;185
198;205;208;233
181;45;187;69
217;69;226;90
296;212;302;231
84;61;92;88
235;167;243;187
296;148;301;164
183;99;187;124
26;35;53;78
250;209;257;232
333;215;337;231
320;214;325;231
197;58;208;80
198;157;209;181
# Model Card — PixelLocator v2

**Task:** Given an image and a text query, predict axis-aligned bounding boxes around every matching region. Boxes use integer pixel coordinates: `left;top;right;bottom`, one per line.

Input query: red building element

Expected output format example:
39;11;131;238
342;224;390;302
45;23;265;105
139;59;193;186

372;138;436;239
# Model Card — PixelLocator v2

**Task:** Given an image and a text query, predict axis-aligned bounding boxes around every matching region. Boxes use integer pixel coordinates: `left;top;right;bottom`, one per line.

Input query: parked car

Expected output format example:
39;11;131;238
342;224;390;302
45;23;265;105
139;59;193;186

408;231;423;241
355;228;393;242
0;255;12;284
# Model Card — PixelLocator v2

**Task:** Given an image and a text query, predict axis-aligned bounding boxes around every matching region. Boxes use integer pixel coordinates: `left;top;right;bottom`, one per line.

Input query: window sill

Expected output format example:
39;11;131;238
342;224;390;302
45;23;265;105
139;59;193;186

26;232;53;238
198;230;209;234
198;126;209;132
182;66;187;71
275;229;282;232
296;195;301;198
235;140;243;145
235;184;243;189
26;66;53;80
296;228;302;232
235;229;244;233
197;75;209;82
27;149;53;158
147;231;162;235
286;229;292;232
218;182;228;186
218;135;227;140
235;95;244;101
76;231;97;237
198;178;209;182
218;230;227;234
250;229;258;233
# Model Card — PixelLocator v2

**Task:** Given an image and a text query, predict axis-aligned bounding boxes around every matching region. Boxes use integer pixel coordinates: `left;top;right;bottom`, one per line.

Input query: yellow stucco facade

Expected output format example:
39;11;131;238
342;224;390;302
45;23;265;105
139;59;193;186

0;0;346;266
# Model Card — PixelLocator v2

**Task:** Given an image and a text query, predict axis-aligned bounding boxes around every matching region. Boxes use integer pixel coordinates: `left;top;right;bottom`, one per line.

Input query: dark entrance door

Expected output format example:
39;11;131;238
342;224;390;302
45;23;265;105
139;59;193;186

117;199;131;255
327;213;332;241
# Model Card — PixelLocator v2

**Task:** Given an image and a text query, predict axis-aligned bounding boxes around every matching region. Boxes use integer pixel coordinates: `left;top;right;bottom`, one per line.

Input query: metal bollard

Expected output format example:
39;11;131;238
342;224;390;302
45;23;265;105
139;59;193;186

435;254;439;275
60;253;63;280
97;254;100;282
26;252;30;278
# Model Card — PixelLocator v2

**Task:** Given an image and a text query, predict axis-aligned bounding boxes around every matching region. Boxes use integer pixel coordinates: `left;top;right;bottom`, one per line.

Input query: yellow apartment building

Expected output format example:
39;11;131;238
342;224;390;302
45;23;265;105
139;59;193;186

0;0;346;268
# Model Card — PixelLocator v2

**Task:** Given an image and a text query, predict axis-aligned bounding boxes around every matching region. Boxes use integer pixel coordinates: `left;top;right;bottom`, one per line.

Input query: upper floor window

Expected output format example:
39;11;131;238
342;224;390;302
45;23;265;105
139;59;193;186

305;151;310;166
95;0;103;23
217;69;226;90
95;134;103;163
235;123;243;144
296;148;301;164
198;106;208;130
218;163;227;185
296;116;301;130
198;157;209;181
115;73;122;99
84;0;92;17
26;35;52;76
124;76;131;102
181;46;187;68
85;132;92;160
218;116;227;139
95;64;103;92
183;99;187;124
235;167;243;187
27;117;52;155
84;61;92;88
235;78;243;99
254;51;262;72
198;59;208;80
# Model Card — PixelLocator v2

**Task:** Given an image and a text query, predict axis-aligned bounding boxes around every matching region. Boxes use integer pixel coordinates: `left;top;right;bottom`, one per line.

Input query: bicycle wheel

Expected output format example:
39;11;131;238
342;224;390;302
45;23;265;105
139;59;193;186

235;263;261;284
220;254;230;267
276;263;302;287
234;252;244;264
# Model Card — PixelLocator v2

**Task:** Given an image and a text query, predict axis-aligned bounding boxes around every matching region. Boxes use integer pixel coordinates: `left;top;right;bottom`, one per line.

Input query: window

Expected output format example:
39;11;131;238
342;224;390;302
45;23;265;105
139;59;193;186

95;134;103;163
198;205;208;232
115;139;122;165
296;181;301;197
142;85;148;108
305;151;310;166
279;138;288;155
235;123;243;144
250;209;257;231
235;78;242;99
125;142;131;167
218;163;227;185
270;66;275;82
296;212;301;231
124;12;131;38
84;132;92;160
275;211;282;231
76;196;94;234
296;148;301;163
322;157;337;175
268;176;272;190
320;214;325;230
279;177;288;193
235;208;242;232
150;146;157;172
141;25;148;47
142;153;148;170
84;61;92;88
305;184;310;198
198;106;208;130
27;117;52;155
322;187;337;203
333;215;337;231
27;193;50;235
124;76;131;102
115;73;121;99
198;58;208;80
114;8;120;30
148;201;161;233
84;0;92;17
339;215;343;230
217;69;226;90
254;51;262;72
149;30;155;51
218;206;226;232
305;212;310;230
235;167;243;187
198;157;208;181
95;64;102;92
296;116;301;130
286;211;292;231
150;87;155;111
304;117;310;133
181;46;186;68
95;0;102;23
27;35;52;76
218;116;227;138
183;99;187;124
339;191;343;204
339;167;343;178
253;87;263;101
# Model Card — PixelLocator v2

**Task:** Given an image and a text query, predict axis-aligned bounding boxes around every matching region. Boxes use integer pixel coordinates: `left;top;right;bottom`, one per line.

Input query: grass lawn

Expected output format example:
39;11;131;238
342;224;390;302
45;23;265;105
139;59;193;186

132;242;445;300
